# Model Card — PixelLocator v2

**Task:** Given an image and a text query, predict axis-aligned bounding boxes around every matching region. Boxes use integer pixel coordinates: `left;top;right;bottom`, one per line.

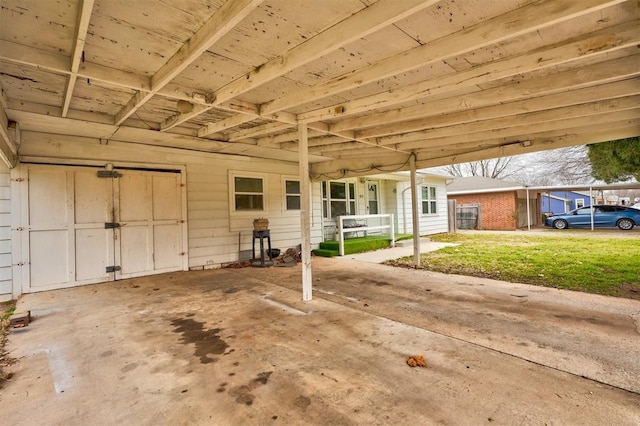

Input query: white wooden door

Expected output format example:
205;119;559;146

115;171;183;279
21;165;184;292
23;166;113;292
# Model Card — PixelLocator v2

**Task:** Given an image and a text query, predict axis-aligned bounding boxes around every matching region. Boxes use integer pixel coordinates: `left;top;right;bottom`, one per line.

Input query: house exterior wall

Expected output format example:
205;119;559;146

396;178;449;235
541;191;592;214
0;163;11;301
449;192;518;230
382;180;399;231
9;131;324;297
319;175;448;240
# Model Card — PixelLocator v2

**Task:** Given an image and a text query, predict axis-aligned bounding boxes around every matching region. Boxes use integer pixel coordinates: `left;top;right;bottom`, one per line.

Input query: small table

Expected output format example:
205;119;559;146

252;229;273;267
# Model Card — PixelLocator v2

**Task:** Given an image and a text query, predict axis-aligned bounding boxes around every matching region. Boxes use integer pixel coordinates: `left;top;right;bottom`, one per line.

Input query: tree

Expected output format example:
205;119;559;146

587;137;640;183
443;157;517;179
521;145;593;186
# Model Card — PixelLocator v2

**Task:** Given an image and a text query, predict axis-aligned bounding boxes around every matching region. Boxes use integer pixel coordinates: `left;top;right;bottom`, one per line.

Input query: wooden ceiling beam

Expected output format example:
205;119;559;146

324;109;640;157
193;104;300;137
211;0;438;108
262;95;640;156
114;0;264;126
227;122;293;141
408;116;640;157
349;109;640;156
0;101;18;168
61;0;95;117
332;55;640;133
255;129;326;146
377;96;640;147
264;0;626;118
412;120;640;169
197;113;256;138
357;78;640;139
301;19;640;124
309;120;640;179
191;0;439;137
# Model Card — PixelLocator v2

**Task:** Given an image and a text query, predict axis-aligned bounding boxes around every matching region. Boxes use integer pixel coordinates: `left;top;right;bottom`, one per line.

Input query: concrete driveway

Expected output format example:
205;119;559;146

1;258;639;425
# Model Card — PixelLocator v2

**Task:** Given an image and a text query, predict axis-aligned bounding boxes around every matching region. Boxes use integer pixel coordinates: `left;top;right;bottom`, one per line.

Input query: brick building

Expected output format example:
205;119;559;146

447;177;539;230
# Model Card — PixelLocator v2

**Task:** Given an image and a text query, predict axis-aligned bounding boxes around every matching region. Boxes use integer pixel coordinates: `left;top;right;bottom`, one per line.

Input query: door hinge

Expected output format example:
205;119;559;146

97;170;123;178
104;222;121;229
106;265;121;273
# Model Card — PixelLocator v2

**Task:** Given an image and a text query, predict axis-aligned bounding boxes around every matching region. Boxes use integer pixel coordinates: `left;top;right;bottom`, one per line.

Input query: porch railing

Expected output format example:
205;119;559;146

336;214;395;256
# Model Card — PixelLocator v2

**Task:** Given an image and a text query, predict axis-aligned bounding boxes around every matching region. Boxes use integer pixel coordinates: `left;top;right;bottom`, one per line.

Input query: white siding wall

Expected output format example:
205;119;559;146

18;132;323;273
0;163;10;301
396;177;449;235
381;180;399;231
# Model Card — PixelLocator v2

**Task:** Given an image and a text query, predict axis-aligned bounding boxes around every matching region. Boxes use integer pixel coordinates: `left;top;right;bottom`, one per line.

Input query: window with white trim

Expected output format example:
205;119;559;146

575;198;585;208
284;179;300;210
421;185;437;214
233;175;264;211
322;181;356;218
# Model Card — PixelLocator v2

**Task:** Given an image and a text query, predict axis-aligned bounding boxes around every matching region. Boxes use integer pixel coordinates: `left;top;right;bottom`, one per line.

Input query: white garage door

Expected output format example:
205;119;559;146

18;165;185;293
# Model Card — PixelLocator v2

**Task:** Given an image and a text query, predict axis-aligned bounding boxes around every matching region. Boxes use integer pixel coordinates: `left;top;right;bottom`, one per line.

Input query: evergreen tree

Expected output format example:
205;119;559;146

587;137;640;183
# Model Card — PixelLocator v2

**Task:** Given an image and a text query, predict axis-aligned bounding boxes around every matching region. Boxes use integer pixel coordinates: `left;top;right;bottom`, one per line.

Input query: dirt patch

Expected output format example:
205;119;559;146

0;300;17;389
616;282;640;300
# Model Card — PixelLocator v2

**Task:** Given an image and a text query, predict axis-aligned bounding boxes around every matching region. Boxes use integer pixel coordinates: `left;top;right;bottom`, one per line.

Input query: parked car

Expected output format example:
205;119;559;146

544;205;640;230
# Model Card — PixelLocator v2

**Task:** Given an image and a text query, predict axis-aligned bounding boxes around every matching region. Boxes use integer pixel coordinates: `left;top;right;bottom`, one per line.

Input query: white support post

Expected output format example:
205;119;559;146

526;187;531;230
589;186;594;231
390;214;395;247
409;154;420;267
298;123;312;301
337;216;345;256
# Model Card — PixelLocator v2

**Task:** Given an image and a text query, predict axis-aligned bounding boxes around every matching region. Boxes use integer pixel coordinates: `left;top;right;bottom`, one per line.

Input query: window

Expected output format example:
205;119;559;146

421;186;437;214
233;176;264;211
575;198;585;208
322;181;356;218
285;179;300;210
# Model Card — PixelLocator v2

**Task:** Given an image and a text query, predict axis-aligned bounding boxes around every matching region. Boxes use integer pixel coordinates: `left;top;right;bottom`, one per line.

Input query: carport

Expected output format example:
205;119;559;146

1;1;638;300
525;182;640;230
1;259;639;424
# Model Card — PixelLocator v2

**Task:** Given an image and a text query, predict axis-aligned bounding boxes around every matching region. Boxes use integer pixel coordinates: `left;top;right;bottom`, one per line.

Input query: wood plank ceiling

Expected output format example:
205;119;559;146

0;0;638;180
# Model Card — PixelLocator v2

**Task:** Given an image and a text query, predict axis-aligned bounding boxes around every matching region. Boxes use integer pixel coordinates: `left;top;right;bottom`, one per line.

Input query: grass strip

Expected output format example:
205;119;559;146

393;233;640;298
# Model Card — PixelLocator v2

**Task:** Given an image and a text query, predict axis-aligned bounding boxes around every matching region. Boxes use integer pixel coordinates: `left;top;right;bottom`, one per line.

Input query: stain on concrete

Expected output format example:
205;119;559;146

171;318;229;364
294;395;311;408
228;372;273;406
121;363;138;373
101;350;115;357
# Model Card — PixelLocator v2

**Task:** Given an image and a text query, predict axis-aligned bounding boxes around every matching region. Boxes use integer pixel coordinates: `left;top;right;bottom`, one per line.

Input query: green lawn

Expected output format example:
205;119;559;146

393;233;640;299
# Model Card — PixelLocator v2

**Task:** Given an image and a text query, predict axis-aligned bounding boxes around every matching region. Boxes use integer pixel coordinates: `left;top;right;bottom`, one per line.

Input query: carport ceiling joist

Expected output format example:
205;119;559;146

1;0;638;178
